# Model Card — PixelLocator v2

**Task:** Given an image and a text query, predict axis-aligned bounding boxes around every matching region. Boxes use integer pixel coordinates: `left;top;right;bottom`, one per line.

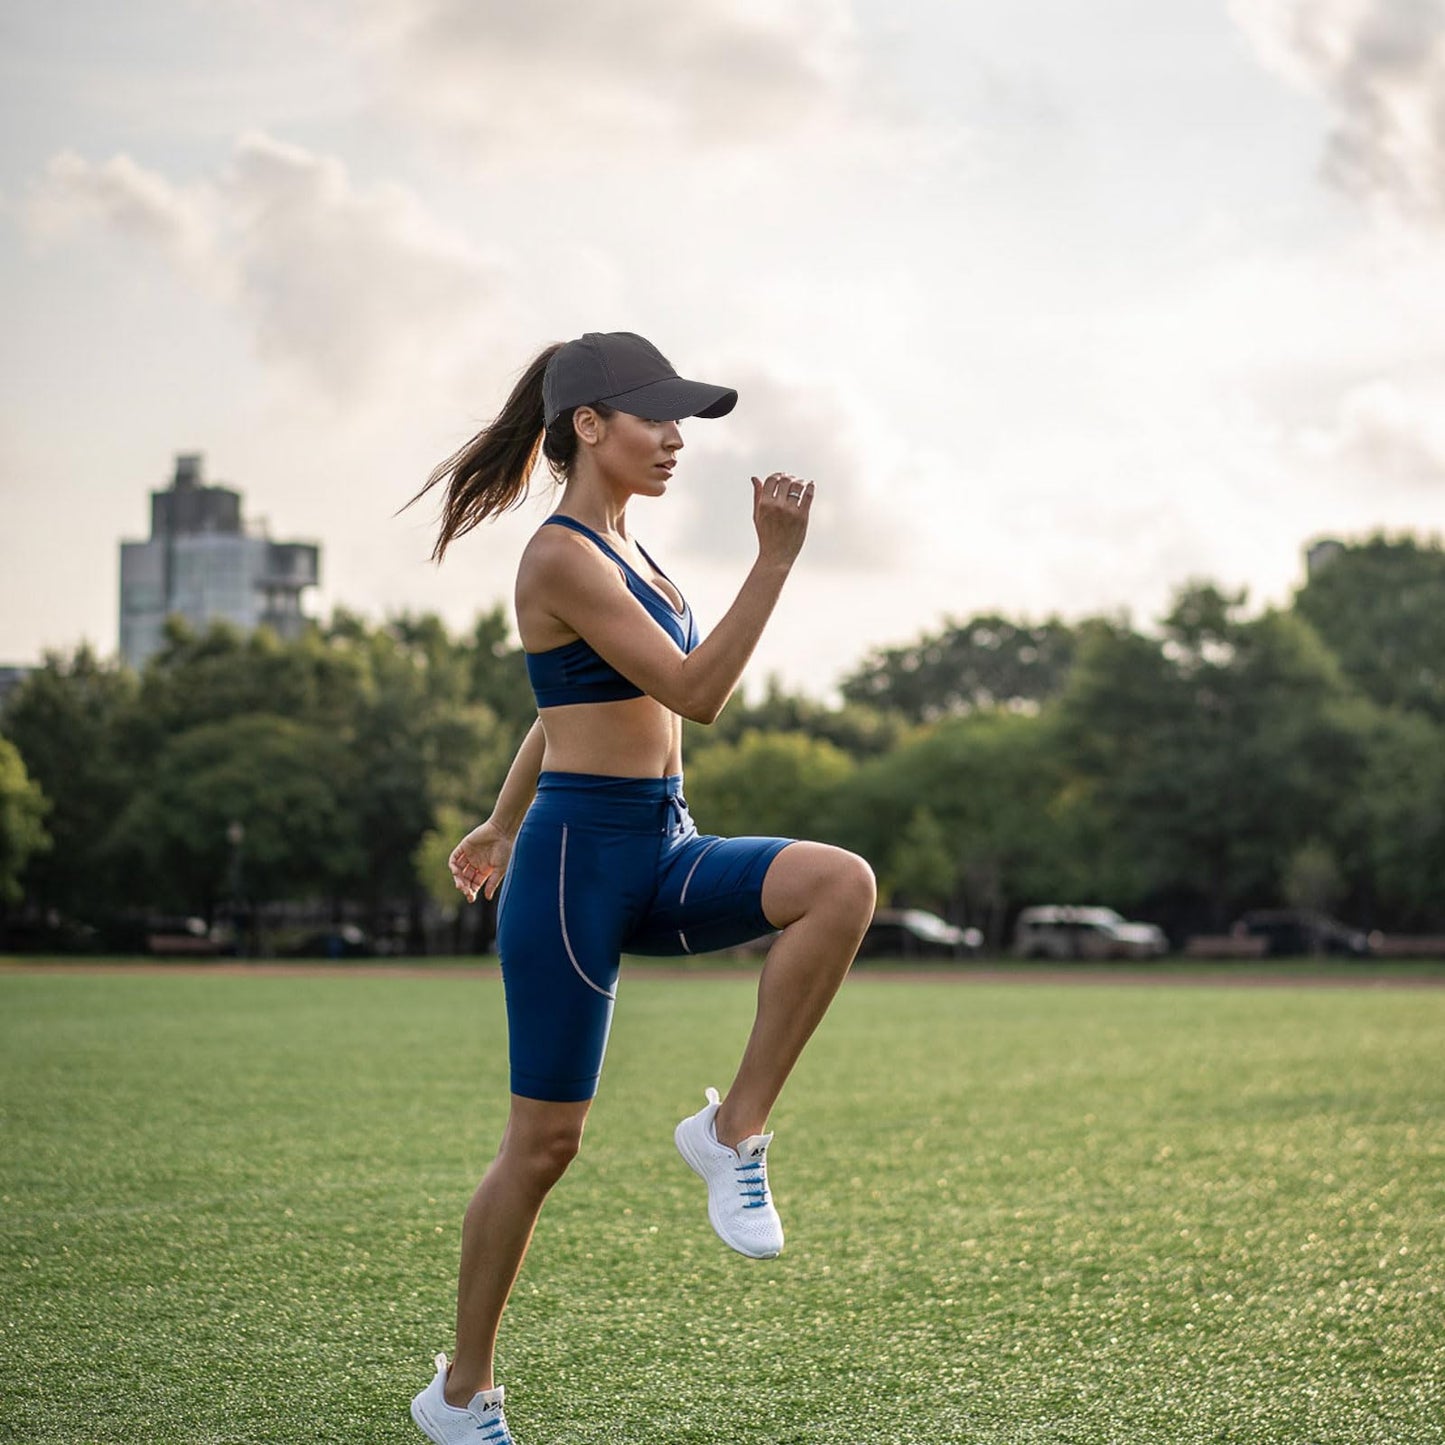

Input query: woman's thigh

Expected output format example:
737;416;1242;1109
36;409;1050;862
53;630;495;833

626;832;794;957
496;817;652;1101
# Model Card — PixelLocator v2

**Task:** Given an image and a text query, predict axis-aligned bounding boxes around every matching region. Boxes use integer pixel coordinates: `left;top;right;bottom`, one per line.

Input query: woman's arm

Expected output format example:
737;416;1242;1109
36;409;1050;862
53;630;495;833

531;473;814;725
448;717;544;903
489;717;546;836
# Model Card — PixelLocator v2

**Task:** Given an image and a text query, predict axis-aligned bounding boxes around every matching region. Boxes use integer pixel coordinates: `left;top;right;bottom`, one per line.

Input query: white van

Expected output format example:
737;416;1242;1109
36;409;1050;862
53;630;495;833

1011;905;1167;961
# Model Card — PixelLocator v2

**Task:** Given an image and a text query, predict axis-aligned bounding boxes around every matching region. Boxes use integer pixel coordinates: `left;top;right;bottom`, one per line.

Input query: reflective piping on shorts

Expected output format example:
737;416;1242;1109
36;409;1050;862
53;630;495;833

558;825;616;1001
675;838;723;956
679;838;724;904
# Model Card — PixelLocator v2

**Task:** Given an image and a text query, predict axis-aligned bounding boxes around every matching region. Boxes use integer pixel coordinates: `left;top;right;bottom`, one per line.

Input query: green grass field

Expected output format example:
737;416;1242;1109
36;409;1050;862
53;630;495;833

2;967;1442;1444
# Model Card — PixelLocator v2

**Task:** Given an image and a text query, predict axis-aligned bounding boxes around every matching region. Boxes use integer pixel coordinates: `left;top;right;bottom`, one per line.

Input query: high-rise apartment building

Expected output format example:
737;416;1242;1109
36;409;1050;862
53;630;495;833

119;453;320;670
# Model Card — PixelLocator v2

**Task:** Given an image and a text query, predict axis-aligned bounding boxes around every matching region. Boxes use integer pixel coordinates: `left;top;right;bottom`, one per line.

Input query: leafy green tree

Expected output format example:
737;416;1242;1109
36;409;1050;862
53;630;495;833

415;803;470;915
1282;840;1344;916
0;738;50;905
321;617;512;945
690;676;907;761
682;730;856;842
885;806;956;910
100;714;361;918
1295;535;1445;720
464;604;537;737
828;710;1071;944
840;613;1078;722
1343;708;1445;929
124;611;515;934
134;616;367;742
3;610;522;947
1054;585;1372;927
0;645;138;920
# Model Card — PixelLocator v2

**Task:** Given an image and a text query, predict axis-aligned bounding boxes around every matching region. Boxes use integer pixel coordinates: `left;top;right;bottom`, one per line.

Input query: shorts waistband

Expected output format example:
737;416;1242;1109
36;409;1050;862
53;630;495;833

530;771;689;832
535;770;683;798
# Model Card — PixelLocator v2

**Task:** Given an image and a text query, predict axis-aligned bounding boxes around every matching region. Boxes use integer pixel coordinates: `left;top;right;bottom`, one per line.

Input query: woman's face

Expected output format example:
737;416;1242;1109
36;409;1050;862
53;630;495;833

579;408;683;496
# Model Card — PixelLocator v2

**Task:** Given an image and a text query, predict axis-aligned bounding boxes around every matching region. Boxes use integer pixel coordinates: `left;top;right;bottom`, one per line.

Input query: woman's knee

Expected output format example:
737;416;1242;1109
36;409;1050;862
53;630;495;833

508;1128;582;1190
498;1102;589;1189
824;847;877;924
764;841;876;931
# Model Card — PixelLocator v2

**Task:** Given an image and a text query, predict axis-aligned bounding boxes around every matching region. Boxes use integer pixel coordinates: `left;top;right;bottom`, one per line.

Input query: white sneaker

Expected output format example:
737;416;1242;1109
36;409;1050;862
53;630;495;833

674;1086;784;1259
411;1353;517;1444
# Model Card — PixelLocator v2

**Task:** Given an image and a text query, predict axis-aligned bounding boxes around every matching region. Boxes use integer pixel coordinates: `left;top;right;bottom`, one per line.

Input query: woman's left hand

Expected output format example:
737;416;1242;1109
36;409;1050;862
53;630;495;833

449;820;514;905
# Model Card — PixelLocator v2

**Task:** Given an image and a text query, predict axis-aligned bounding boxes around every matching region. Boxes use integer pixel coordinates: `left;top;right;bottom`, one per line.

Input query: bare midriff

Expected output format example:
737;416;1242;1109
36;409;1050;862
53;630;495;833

538;695;684;779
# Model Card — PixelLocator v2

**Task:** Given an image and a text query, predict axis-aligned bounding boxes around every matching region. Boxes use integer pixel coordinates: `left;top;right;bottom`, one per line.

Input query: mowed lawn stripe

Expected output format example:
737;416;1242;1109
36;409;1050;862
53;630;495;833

2;973;1441;1444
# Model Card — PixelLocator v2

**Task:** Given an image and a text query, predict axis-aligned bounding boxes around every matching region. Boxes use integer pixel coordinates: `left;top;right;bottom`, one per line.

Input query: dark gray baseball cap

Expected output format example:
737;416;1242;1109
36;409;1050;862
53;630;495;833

542;331;737;428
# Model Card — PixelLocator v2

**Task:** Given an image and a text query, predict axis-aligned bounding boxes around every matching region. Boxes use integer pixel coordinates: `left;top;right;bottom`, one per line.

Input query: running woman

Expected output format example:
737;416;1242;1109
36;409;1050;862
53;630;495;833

404;332;875;1445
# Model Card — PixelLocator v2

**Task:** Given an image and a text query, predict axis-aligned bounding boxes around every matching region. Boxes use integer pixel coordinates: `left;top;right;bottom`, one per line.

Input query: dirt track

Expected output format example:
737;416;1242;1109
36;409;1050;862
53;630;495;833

2;960;1442;988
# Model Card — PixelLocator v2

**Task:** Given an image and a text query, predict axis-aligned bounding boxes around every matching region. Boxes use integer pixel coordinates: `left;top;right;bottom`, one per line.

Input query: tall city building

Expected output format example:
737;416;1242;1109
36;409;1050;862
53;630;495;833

119;453;320;670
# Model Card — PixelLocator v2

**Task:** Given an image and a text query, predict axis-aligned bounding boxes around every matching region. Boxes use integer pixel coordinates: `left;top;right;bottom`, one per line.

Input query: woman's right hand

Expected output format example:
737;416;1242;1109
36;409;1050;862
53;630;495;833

449;820;514;905
751;472;815;566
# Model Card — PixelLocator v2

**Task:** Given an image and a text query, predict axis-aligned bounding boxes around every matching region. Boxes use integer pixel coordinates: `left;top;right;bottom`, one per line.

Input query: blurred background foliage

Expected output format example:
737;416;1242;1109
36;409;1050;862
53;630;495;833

3;537;1444;951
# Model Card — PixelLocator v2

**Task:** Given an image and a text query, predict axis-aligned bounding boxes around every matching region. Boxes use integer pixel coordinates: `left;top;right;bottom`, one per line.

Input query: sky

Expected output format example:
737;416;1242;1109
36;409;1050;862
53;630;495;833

3;0;1444;698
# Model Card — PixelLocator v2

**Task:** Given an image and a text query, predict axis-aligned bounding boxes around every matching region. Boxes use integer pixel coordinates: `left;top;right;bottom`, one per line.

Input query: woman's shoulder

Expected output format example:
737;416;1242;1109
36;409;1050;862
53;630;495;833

522;517;591;566
518;519;619;599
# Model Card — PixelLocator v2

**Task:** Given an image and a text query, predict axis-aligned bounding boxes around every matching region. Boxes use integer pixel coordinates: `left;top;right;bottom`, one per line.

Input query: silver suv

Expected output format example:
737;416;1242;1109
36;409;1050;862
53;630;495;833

1012;905;1168;960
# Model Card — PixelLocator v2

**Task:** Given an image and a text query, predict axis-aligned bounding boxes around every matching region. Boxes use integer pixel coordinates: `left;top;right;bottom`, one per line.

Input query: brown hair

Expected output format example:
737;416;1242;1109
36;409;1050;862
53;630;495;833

401;343;614;563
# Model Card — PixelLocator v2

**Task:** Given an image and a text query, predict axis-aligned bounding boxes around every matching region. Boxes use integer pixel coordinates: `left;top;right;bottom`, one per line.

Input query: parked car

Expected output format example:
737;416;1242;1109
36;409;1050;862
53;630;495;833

1012;905;1168;961
858;908;983;960
1231;909;1374;958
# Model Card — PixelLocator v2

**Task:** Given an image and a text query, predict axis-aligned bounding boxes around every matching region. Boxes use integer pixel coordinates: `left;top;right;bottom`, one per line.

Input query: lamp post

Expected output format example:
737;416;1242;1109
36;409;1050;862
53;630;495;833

226;820;246;957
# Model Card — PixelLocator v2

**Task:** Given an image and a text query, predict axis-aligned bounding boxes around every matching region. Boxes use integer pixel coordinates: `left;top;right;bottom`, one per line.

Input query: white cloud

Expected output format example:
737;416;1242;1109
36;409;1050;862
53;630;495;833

222;133;500;397
1231;0;1445;225
24;150;219;283
1300;375;1445;486
1110;229;1445;513
24;133;505;400
352;0;894;160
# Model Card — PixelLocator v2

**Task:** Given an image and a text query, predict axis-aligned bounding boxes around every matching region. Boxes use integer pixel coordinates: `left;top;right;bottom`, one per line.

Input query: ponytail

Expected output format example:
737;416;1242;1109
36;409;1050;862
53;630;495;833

403;342;613;563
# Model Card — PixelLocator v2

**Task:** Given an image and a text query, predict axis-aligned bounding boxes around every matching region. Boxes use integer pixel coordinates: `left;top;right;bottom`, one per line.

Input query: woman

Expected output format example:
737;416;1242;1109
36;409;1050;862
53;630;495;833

404;331;875;1445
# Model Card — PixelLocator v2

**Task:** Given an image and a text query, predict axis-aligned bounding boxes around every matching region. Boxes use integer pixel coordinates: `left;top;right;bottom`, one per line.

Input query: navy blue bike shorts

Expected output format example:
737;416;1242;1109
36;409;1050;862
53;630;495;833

495;771;794;1103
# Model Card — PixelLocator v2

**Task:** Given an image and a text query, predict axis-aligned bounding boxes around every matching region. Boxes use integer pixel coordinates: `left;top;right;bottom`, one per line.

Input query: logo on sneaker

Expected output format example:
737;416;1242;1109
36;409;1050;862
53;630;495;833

749;1145;765;1158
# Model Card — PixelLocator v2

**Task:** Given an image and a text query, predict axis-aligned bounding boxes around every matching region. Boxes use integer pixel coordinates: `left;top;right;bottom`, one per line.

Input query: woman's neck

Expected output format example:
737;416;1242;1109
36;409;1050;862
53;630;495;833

556;476;631;540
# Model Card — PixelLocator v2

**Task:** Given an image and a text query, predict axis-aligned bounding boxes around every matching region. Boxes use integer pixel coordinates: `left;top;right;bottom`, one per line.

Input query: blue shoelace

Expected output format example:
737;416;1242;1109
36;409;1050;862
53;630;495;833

474;1403;512;1442
735;1157;770;1209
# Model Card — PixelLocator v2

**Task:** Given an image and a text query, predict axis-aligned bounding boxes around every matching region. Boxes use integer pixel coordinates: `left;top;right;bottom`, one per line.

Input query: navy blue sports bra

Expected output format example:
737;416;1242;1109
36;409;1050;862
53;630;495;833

525;514;701;709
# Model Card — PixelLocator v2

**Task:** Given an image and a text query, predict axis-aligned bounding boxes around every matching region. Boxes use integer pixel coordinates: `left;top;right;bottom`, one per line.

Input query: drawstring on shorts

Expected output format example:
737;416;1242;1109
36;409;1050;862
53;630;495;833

665;791;689;837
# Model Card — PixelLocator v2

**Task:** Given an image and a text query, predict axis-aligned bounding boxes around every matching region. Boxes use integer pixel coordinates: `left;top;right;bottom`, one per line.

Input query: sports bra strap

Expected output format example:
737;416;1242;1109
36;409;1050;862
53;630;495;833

542;514;683;615
542;514;630;569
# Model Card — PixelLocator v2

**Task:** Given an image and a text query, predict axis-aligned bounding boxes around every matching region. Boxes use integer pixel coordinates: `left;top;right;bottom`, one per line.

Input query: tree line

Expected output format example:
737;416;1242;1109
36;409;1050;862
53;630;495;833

2;535;1443;952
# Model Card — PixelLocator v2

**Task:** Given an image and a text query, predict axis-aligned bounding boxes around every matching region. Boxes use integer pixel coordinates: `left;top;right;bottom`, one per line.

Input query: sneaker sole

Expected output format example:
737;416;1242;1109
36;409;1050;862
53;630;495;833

674;1117;782;1260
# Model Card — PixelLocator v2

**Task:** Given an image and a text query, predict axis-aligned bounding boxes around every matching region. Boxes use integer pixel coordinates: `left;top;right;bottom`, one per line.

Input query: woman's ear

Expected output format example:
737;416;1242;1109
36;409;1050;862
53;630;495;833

572;405;603;447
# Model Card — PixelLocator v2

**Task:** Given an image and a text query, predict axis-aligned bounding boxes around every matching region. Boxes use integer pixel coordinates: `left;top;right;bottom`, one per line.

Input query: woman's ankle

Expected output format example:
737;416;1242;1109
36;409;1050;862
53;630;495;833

714;1097;768;1149
443;1359;493;1407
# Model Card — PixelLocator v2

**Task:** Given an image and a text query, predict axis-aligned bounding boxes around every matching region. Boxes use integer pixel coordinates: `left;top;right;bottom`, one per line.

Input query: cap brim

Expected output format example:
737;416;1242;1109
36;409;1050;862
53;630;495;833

600;376;737;422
